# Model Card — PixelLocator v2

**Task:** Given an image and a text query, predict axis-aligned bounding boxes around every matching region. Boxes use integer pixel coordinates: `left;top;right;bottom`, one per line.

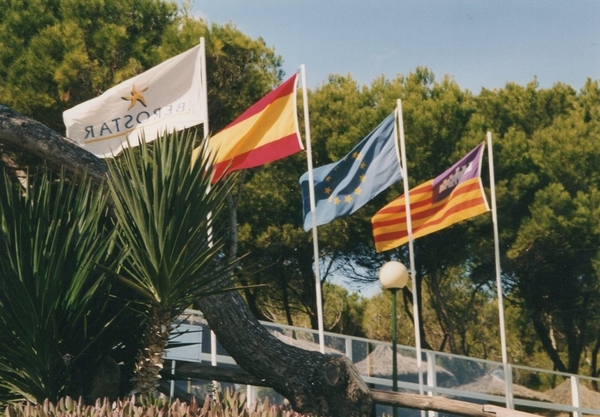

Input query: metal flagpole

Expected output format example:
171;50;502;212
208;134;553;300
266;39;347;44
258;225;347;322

200;37;208;140
300;65;325;353
486;131;513;409
397;99;425;397
199;36;219;372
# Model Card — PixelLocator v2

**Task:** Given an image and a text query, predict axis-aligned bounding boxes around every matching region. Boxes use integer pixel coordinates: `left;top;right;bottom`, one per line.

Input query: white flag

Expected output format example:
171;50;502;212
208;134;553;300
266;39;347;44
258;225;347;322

63;44;207;158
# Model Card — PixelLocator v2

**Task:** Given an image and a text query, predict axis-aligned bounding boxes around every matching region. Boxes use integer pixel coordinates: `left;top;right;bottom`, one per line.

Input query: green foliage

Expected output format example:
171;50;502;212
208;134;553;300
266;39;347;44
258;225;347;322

476;80;576;137
106;131;236;394
107;130;233;314
234;154;316;325
362;291;419;345
0;0;179;132
0;169;121;403
0;0;284;135
322;283;368;337
491;80;600;374
0;130;239;403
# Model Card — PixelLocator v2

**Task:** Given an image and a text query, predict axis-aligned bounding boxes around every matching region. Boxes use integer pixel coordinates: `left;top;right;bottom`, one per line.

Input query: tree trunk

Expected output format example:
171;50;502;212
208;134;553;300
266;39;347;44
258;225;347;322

429;269;458;352
591;337;600;390
132;306;172;395
0;106;373;417
530;311;568;373
197;290;372;416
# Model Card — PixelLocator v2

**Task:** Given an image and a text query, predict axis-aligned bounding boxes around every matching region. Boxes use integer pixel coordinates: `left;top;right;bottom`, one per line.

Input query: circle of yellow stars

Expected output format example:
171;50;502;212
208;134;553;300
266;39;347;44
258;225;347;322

324;151;367;205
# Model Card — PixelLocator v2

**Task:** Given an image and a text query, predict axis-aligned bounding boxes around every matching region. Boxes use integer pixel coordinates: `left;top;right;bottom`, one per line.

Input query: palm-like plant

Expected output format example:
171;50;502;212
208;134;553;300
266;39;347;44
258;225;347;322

0;169;118;403
106;130;234;394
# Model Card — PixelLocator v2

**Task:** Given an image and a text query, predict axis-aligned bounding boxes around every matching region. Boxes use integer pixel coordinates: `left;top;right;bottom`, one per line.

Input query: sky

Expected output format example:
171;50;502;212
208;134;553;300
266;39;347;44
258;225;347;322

190;0;600;297
192;0;599;93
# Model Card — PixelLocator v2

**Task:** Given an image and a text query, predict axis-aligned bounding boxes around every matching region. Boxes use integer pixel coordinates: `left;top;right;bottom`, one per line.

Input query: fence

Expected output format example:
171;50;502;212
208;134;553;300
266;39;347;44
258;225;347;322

165;309;600;416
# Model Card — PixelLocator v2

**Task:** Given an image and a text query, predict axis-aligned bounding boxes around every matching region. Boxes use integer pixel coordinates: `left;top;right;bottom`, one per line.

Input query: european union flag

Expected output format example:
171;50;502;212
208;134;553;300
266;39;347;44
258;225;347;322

300;112;402;231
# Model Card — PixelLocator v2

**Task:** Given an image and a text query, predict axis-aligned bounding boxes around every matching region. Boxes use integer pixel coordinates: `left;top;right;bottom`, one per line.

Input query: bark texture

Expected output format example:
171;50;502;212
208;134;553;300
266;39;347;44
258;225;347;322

0;106;373;417
0;105;108;182
133;307;173;395
197;291;372;417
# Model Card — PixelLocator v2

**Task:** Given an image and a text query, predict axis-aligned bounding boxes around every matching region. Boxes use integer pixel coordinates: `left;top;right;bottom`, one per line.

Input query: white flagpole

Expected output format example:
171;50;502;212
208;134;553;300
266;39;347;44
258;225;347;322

397;99;424;396
199;36;219;371
198;38;219;396
200;37;209;140
300;65;325;353
486;131;513;409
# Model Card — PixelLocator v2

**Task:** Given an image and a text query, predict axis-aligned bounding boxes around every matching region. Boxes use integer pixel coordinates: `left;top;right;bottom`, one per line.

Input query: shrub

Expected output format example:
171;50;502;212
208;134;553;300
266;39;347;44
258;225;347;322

3;389;306;417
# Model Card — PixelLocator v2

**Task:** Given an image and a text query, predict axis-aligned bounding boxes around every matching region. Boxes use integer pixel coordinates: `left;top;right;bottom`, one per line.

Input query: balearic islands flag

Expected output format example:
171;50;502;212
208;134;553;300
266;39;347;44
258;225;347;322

299;112;402;231
372;142;489;252
63;45;207;158
196;74;303;182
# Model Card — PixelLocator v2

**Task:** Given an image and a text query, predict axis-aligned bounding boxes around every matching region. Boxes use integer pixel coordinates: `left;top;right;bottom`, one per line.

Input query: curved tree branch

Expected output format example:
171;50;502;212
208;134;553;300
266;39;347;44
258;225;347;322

197;290;372;416
0;105;108;182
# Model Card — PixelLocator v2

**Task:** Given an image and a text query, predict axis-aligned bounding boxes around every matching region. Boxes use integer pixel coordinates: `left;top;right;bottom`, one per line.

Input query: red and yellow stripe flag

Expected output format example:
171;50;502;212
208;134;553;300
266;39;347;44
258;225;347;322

372;143;490;252
194;73;303;181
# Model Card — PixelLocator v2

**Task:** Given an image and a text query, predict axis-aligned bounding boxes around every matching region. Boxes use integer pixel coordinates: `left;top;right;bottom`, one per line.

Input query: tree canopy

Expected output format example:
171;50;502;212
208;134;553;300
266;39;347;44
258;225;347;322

235;71;600;379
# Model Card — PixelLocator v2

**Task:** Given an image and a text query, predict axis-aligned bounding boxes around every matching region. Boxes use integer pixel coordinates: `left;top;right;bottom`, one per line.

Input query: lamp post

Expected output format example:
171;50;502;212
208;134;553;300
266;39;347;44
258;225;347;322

379;261;409;417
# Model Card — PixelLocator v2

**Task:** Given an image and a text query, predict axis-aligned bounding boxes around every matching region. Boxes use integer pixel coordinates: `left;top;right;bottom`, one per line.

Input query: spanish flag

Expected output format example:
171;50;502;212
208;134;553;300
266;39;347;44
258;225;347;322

197;73;303;181
372;143;490;252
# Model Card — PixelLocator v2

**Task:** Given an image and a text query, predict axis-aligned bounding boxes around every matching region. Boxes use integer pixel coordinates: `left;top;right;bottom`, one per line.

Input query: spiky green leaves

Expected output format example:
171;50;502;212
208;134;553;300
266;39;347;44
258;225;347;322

107;130;235;395
107;130;234;318
0;169;115;403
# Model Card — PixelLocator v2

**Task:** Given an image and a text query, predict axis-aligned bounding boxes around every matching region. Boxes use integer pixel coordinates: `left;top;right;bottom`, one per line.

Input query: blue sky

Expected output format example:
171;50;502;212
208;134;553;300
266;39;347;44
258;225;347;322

192;0;599;93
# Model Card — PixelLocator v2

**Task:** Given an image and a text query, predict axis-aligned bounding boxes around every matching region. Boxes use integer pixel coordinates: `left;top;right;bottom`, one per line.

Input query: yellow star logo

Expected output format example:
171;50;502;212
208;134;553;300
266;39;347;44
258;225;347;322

355;187;362;195
334;197;341;205
345;195;353;203
360;162;367;169
353;152;363;159
326;176;332;182
359;174;366;182
324;187;332;195
122;85;149;110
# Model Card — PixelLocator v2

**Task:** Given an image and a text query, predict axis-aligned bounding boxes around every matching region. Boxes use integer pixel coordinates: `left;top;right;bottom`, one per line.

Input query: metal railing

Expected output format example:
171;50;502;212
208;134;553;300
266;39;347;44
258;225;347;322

165;309;600;416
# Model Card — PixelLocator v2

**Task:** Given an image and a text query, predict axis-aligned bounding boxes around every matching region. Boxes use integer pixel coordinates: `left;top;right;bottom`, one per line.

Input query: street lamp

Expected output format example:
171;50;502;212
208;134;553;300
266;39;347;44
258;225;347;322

379;261;409;417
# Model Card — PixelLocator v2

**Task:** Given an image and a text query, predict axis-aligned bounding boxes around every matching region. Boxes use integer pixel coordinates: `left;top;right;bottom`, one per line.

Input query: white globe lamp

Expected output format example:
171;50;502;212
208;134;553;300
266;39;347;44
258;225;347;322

378;260;409;290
